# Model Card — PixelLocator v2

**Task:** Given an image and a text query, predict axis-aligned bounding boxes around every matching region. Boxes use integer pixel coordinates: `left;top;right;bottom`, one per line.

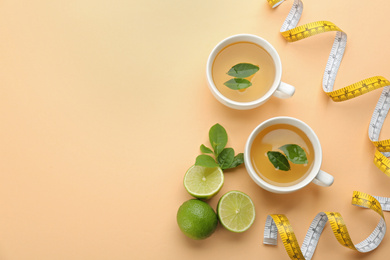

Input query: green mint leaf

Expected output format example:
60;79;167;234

195;155;219;168
267;151;290;171
227;63;260;78
209;123;228;157
224;78;252;90
228;153;244;169
217;148;235;170
279;144;308;164
200;144;213;154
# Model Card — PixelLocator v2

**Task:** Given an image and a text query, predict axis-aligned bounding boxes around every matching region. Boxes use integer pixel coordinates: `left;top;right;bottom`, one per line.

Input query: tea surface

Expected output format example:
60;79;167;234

212;42;276;102
250;124;314;186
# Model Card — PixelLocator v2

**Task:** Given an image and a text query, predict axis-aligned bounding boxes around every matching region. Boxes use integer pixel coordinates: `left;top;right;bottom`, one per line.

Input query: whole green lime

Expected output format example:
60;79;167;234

177;199;218;240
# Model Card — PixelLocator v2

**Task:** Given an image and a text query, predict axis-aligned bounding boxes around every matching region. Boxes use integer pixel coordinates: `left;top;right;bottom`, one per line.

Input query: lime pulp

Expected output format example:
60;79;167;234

184;165;224;199
217;190;255;232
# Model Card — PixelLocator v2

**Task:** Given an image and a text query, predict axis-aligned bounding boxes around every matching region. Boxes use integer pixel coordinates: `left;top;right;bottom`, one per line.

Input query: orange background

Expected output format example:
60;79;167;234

1;0;390;259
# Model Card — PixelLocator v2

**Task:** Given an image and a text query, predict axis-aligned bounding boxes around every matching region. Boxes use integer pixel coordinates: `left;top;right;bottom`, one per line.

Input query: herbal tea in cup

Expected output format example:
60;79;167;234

212;42;275;102
206;34;295;110
244;117;334;194
251;123;314;187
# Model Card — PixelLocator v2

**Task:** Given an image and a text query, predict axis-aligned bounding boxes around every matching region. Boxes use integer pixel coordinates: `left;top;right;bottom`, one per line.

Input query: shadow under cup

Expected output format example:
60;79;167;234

244;117;327;194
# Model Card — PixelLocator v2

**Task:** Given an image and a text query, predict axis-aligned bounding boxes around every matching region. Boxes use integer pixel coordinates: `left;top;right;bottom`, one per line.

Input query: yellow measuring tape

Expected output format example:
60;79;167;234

264;191;390;259
262;0;390;258
267;0;390;176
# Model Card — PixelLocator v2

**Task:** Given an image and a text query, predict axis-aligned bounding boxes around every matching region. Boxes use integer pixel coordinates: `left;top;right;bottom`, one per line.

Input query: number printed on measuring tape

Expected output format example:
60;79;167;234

267;0;390;176
263;191;390;259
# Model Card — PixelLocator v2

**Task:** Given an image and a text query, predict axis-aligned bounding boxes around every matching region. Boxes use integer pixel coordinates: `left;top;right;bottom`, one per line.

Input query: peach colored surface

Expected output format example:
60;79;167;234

0;0;390;259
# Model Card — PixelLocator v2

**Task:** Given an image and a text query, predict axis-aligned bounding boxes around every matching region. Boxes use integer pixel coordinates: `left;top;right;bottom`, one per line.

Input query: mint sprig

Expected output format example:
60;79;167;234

195;124;244;170
208;123;227;157
195;155;219;168
200;144;213;154
267;144;308;171
224;63;259;90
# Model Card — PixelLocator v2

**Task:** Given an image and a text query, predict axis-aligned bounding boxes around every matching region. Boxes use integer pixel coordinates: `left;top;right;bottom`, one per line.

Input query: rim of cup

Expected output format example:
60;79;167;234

244;117;323;193
206;34;282;109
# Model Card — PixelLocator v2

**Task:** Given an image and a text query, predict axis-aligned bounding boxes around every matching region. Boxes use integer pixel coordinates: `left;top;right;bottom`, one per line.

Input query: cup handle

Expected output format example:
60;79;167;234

273;82;295;99
312;170;334;187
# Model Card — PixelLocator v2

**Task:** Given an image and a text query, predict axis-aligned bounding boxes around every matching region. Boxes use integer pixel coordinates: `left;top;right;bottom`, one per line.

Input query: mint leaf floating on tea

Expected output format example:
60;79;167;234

224;63;259;90
267;144;308;171
267;151;291;171
227;63;260;78
224;78;252;90
195;124;244;170
279;144;308;164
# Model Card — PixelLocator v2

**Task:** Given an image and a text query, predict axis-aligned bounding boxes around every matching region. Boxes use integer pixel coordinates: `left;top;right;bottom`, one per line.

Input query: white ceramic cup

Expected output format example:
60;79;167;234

206;34;295;110
244;117;334;194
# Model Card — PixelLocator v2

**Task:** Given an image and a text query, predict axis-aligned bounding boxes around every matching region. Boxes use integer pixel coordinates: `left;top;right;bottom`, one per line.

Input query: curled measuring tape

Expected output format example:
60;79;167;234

267;0;390;176
264;191;390;259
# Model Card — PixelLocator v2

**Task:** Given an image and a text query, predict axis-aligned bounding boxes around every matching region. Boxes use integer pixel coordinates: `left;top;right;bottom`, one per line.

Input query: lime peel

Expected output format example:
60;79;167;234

177;199;218;240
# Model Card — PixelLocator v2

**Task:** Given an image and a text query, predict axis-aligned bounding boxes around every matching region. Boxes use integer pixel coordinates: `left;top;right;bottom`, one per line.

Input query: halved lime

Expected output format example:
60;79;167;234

184;165;224;199
217;191;255;232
